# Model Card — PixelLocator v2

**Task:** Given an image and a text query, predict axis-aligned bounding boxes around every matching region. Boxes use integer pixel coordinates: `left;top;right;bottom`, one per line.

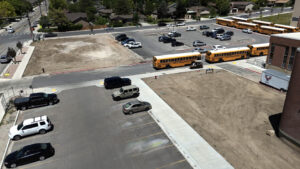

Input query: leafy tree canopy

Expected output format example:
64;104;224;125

0;1;16;18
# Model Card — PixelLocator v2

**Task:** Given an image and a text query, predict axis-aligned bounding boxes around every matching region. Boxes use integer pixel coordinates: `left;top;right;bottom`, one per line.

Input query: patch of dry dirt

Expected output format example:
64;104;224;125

144;70;300;169
23;34;144;76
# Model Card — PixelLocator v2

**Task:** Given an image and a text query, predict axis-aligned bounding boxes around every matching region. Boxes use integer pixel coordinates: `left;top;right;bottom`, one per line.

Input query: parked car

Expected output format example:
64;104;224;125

200;25;209;30
212;45;226;50
118;36;129;42
193;48;208;54
168;31;181;37
202;31;210;36
193;40;206;47
7;27;15;33
190;60;203;69
176;22;185;26
44;32;57;38
157;22;167;26
213;28;225;34
122;100;152;114
171;41;184;47
186;26;196;31
242;28;252;34
4;143;55;168
220;35;231;41
112;85;139;101
224;31;234;36
121;38;135;45
167;24;175;27
0;54;12;64
124;41;142;49
159;36;176;43
9;115;52;140
104;76;131;89
14;93;59;110
215;34;224;39
115;34;127;41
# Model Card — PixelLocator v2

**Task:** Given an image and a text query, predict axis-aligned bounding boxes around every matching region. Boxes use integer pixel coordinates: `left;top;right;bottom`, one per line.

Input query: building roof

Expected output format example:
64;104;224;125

186;6;209;13
209;47;250;54
167;3;177;14
250;43;270;48
110;14;133;20
268;0;289;3
231;1;253;6
65;12;87;22
98;9;113;14
237;21;257;26
272;32;300;41
261;25;286;31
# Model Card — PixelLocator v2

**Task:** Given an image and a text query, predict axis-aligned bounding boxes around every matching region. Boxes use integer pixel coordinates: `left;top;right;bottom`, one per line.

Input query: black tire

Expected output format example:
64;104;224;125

10;163;17;168
39;156;45;161
133;93;139;97
21;106;26;111
39;129;46;134
13;135;21;141
260;52;264;56
219;58;223;62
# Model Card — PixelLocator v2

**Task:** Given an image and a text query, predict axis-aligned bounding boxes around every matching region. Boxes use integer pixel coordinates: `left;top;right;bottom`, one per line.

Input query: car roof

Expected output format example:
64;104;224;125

23;115;48;125
22;143;48;151
30;92;46;97
121;85;138;90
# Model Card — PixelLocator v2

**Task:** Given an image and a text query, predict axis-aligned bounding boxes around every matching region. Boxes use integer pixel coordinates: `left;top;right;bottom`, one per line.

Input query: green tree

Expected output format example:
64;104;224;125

40;15;50;28
175;0;186;19
49;9;69;31
216;0;230;16
157;0;168;19
7;47;16;63
68;2;80;12
114;0;133;15
49;0;67;10
0;1;16;18
16;41;23;54
209;7;217;18
145;0;154;15
7;0;32;16
133;12;139;24
95;16;108;25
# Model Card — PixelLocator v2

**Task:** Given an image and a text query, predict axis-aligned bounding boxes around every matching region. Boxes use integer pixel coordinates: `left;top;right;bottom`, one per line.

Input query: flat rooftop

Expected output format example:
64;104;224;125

272;32;300;41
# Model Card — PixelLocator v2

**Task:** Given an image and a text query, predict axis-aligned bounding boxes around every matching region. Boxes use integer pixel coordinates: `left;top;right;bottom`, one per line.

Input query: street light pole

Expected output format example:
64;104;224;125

27;12;34;41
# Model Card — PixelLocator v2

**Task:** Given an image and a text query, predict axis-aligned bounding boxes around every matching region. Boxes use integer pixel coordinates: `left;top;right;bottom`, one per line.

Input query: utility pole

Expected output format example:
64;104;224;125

39;2;42;17
27;12;34;41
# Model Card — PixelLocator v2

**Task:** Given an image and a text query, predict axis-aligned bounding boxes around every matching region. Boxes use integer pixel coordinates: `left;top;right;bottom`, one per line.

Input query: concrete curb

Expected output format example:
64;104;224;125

0;110;20;169
12;46;35;80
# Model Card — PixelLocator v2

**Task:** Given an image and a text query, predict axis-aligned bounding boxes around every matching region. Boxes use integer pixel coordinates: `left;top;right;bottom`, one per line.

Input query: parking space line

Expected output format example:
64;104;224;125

126;131;164;143
131;144;174;157
155;159;187;169
126;121;156;130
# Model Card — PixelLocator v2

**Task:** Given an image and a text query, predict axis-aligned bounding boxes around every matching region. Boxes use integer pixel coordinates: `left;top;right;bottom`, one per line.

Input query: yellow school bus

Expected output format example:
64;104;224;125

231;16;250;23
273;24;299;33
252;20;273;26
216;18;235;27
248;43;269;56
205;47;250;63
235;21;258;31
258;25;286;35
153;52;201;69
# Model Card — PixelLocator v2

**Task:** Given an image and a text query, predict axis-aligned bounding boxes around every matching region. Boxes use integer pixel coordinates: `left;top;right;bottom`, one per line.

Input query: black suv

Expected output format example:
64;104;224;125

158;36;176;43
14;92;59;110
158;22;167;26
4;143;55;168
104;76;131;89
171;41;184;47
224;31;234;36
115;34;127;41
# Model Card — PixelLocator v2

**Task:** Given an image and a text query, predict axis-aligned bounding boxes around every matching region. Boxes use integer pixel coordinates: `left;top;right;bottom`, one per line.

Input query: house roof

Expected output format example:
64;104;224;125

186;6;209;13
231;1;253;6
98;9;113;14
110;14;133;20
267;0;289;3
65;12;87;22
167;3;177;14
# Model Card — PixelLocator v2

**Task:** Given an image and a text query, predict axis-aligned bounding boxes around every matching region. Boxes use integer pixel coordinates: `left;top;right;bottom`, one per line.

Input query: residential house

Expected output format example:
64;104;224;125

185;6;209;19
110;14;133;23
230;1;254;13
65;12;89;27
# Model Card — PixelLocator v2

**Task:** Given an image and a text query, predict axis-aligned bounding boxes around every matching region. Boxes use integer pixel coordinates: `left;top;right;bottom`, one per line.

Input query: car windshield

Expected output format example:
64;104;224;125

120;88;123;92
17;122;23;130
124;103;132;108
43;93;48;97
40;143;47;150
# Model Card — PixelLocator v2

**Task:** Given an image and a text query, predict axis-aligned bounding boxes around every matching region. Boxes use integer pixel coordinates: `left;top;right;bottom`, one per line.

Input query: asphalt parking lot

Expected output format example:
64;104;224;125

6;86;191;169
118;23;270;59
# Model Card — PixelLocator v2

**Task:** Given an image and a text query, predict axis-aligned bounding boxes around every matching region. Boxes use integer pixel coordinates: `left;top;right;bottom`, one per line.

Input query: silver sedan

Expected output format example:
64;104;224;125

122;100;152;115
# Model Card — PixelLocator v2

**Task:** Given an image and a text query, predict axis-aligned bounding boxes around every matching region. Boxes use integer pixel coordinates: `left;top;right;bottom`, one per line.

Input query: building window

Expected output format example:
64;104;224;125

268;44;275;64
282;46;289;68
288;47;296;70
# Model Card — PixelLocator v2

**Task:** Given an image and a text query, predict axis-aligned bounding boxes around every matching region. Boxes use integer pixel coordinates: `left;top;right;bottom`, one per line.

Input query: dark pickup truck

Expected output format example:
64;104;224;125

14;92;59;110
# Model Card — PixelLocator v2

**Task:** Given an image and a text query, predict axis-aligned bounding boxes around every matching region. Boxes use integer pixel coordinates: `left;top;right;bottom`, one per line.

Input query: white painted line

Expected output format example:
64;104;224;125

0;110;21;169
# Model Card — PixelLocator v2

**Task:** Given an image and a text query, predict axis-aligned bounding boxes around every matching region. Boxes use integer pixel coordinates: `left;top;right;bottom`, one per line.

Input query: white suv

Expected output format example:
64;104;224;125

9;115;52;140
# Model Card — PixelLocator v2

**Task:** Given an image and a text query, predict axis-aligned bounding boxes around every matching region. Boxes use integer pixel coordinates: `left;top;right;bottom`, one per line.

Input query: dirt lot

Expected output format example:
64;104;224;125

23;34;144;76
144;70;300;169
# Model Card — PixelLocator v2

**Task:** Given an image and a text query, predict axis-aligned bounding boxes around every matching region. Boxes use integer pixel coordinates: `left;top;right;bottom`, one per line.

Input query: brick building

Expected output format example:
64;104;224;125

279;48;300;146
266;32;300;75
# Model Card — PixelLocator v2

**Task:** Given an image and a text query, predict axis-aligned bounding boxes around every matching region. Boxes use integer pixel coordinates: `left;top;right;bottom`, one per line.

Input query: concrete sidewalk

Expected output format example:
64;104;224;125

132;77;234;169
